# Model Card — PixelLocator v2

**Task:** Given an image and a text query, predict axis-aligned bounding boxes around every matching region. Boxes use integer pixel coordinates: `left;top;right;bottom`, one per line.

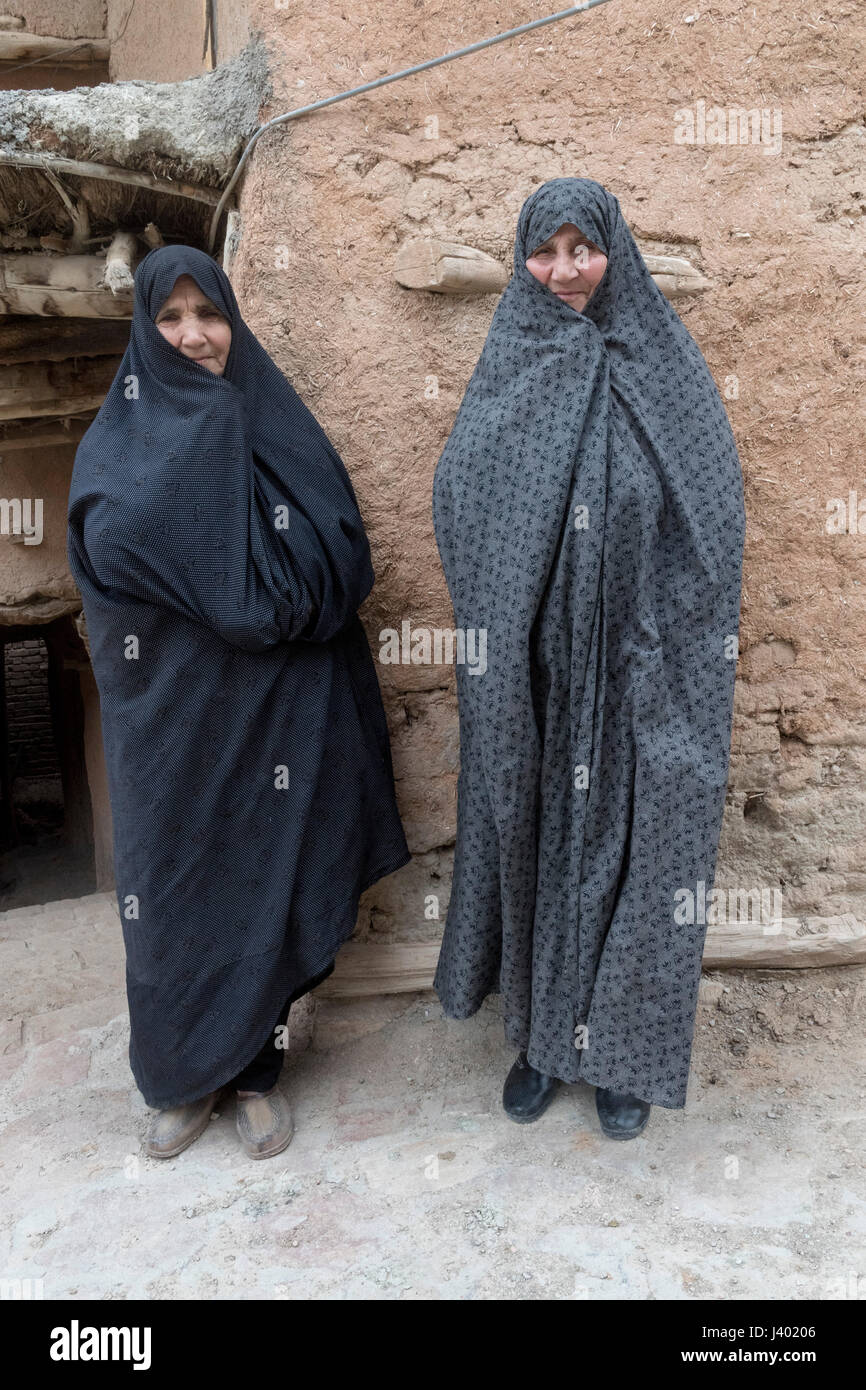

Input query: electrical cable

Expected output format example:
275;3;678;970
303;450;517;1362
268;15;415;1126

206;0;615;250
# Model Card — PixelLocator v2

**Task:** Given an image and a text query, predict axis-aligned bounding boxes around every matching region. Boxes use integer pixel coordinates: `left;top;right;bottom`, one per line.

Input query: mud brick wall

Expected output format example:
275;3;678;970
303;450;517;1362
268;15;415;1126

229;0;865;941
4;638;59;781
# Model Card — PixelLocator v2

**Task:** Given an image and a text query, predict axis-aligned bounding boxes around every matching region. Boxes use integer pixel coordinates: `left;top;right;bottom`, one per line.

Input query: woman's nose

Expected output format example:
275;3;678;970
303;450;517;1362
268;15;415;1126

179;318;207;344
554;251;581;281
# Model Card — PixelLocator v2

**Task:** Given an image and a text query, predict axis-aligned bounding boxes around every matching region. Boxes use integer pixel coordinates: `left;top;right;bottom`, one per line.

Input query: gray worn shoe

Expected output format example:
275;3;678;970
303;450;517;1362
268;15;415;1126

145;1088;222;1159
236;1086;294;1159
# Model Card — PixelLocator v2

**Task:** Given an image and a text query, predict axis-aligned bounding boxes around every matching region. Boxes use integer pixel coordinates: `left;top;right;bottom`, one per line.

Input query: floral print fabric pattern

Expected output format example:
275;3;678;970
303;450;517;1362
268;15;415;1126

432;179;745;1108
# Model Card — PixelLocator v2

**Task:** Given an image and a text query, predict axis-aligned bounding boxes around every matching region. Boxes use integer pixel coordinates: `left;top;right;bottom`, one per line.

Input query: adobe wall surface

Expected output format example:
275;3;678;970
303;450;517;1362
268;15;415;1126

7;2;104;39
106;0;251;82
4;0;251;80
0;446;77;624
231;0;865;939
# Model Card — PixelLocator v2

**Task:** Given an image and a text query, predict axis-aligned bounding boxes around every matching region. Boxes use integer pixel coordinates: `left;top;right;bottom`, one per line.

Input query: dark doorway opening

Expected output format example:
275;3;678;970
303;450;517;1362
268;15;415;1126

0;614;96;909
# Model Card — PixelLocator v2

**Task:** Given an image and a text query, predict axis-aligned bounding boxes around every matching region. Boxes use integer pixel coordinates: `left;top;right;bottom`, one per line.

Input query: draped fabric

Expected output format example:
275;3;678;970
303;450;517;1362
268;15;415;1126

431;179;745;1108
68;246;410;1108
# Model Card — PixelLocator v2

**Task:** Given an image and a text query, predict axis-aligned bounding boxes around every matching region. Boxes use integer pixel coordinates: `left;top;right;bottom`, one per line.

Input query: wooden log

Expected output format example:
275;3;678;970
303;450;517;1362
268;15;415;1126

0;153;222;207
0;316;129;363
38;232;71;253
0;31;109;64
0;253;132;318
102;231;139;294
222;208;241;276
0;356;120;419
0;418;90;449
641;252;713;298
701;913;865;969
395;239;713;299
315;942;441;997
313;914;866;998
40;169;90;252
395;238;509;295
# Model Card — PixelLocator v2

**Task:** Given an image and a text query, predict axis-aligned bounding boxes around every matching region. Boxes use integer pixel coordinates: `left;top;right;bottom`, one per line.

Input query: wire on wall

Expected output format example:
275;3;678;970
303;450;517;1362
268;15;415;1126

206;0;616;251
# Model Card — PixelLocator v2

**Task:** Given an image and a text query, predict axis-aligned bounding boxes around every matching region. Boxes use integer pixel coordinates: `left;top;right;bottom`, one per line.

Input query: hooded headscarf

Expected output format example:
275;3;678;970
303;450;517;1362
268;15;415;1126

432;178;745;1108
68;245;410;1108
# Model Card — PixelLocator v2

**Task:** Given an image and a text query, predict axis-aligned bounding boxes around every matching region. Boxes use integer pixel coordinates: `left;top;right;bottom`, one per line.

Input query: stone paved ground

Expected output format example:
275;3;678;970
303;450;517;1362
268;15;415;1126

1;892;864;1300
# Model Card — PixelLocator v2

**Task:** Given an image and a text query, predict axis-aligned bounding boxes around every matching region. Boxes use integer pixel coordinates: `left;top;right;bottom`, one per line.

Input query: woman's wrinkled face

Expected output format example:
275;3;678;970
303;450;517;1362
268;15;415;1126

153;273;232;375
525;222;608;312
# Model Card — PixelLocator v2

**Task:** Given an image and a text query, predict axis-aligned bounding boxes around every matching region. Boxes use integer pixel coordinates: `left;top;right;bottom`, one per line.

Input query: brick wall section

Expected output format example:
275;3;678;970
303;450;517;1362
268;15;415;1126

4;639;60;781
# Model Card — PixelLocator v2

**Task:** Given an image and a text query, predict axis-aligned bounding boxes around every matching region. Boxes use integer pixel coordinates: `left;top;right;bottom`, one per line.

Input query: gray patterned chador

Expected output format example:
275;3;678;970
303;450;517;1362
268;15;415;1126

432;179;745;1118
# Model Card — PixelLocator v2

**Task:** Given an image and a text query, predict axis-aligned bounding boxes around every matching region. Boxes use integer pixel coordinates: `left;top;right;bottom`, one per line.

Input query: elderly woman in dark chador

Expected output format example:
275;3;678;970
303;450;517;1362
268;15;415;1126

68;246;410;1160
432;178;745;1139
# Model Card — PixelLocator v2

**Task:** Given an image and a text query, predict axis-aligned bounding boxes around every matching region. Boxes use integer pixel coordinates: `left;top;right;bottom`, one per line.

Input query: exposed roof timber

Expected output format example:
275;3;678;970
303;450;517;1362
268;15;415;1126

0;316;129;362
0;417;91;449
0;253;133;317
393;238;713;299
0;32;109;66
0;355;120;418
0;152;222;205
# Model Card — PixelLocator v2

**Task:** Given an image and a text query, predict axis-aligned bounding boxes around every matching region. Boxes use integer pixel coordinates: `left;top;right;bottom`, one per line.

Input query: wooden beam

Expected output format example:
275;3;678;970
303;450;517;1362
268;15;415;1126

39;169;90;252
0;316;129;362
315;942;441;997
222;208;241;276
395;239;713;299
641;253;713;297
701;913;864;969
0;253;132;318
0;32;109;65
0;418;91;449
395;239;508;295
102;231;138;295
313;913;866;998
0;356;119;419
0;153;222;207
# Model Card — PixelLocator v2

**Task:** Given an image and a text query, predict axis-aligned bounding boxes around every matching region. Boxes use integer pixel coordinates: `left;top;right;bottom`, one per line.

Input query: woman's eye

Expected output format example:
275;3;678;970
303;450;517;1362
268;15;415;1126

532;245;593;258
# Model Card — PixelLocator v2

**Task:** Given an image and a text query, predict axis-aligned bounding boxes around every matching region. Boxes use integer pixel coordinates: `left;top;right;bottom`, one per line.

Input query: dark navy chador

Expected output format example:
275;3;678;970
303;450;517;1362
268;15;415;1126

68;246;410;1108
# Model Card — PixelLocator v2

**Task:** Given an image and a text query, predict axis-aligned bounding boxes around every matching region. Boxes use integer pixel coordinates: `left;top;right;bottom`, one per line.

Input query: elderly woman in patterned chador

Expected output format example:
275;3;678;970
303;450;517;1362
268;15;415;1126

432;178;745;1139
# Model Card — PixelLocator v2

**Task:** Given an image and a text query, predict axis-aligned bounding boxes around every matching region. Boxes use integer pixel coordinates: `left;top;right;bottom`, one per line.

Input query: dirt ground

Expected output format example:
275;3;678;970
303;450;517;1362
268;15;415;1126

0;890;863;1300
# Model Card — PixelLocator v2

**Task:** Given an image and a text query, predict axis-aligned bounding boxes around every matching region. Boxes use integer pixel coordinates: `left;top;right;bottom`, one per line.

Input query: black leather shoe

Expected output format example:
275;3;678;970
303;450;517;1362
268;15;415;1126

595;1086;651;1139
502;1051;558;1123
